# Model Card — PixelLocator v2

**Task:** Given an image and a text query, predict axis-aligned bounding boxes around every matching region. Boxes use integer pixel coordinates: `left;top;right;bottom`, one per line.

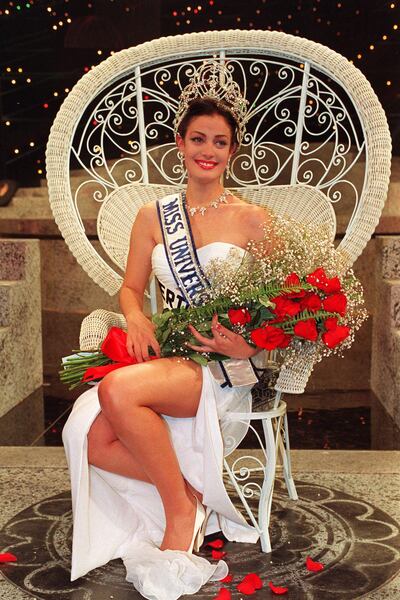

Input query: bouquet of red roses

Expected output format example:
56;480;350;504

60;215;367;388
60;265;364;388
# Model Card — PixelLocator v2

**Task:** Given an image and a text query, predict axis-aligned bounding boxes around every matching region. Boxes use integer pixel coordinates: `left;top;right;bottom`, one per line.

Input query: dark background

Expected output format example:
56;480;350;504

0;0;399;185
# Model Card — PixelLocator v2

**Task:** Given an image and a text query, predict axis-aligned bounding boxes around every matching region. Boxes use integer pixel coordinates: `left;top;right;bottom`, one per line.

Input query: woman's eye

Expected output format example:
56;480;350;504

191;137;203;143
216;140;228;147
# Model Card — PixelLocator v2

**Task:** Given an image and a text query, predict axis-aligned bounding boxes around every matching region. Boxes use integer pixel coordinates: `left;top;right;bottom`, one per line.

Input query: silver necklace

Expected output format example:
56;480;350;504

184;189;231;217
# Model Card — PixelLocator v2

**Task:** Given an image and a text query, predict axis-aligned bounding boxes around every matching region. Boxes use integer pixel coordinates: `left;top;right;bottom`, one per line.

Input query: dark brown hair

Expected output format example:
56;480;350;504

177;97;239;148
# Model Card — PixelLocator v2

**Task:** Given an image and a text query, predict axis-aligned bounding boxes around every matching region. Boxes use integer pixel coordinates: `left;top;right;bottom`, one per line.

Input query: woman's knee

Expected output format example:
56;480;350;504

98;370;124;415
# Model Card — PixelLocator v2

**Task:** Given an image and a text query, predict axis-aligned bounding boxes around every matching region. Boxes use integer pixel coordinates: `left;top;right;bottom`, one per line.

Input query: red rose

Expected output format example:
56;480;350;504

101;327;131;363
284;272;301;286
322;319;350;348
271;296;302;318
324;276;341;294
228;307;251;326
306;267;328;290
250;326;292;350
323;293;347;316
324;317;338;330
293;319;318;341
283;272;306;298
300;292;322;313
306;267;341;294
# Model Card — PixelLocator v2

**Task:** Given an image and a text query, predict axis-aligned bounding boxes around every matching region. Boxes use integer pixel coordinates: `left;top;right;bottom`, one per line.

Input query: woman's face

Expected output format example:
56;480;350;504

177;113;236;183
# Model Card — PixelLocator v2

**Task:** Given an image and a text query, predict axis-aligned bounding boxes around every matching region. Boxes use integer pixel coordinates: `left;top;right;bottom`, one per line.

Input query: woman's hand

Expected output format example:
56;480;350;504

186;314;258;360
126;310;161;363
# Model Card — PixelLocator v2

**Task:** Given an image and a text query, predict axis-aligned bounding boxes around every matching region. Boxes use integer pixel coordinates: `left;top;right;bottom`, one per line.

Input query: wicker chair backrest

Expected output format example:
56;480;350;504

97;183;336;273
46;30;391;297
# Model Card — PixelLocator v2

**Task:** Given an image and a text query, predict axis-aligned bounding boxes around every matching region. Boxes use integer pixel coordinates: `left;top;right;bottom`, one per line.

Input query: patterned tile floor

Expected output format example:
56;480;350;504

0;448;399;600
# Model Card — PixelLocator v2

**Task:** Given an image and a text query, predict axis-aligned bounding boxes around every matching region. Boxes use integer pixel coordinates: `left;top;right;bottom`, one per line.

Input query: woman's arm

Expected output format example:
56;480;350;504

119;204;161;362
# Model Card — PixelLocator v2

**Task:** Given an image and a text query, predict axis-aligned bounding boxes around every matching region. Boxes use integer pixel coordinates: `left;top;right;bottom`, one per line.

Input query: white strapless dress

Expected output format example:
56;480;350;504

62;242;259;600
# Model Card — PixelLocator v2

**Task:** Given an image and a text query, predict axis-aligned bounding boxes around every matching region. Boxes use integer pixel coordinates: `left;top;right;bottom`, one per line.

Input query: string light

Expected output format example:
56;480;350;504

1;0;398;180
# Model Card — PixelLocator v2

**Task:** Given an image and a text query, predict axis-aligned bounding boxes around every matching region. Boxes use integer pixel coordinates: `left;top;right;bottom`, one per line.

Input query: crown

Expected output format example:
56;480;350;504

173;59;249;145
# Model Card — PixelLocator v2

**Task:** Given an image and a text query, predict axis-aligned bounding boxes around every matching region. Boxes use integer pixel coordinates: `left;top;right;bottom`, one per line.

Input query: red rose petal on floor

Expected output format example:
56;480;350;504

213;587;232;600
0;553;17;563
306;556;324;572
269;581;289;595
236;581;256;595
220;573;233;583
242;573;263;589
207;538;225;549
211;549;227;559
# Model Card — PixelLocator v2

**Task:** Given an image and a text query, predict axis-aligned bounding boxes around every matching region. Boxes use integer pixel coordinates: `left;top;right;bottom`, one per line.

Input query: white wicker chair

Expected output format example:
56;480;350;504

46;30;391;553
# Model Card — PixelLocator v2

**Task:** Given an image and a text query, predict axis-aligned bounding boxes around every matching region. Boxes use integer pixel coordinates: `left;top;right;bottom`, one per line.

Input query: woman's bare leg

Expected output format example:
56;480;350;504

88;412;204;501
88;412;152;482
97;357;204;551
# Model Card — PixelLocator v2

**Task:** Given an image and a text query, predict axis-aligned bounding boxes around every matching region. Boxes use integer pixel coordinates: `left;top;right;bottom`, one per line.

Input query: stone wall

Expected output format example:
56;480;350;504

0;157;398;401
371;237;400;429
0;239;42;418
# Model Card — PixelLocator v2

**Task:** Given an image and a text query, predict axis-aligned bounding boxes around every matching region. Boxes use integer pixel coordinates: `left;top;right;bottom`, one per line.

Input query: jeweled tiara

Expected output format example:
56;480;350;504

173;59;249;145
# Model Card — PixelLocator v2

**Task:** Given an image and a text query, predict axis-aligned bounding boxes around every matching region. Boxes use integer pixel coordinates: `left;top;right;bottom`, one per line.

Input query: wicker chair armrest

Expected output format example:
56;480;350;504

275;344;319;394
79;309;127;351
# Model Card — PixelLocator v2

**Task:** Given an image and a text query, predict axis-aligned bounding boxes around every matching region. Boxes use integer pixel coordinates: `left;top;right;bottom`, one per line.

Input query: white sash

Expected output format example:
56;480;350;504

156;192;210;306
156;192;259;388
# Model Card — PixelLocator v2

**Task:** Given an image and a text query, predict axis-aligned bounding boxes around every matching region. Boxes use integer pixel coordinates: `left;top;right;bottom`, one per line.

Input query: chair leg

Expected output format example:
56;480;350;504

258;417;280;553
279;413;298;500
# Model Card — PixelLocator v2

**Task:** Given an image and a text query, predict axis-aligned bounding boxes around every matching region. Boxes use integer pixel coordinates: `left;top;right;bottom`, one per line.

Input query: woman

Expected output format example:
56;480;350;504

63;60;269;599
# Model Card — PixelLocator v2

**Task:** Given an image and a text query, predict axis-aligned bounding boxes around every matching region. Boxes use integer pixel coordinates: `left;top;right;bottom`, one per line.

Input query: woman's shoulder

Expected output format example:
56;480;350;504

136;191;180;217
230;194;274;225
135;201;157;220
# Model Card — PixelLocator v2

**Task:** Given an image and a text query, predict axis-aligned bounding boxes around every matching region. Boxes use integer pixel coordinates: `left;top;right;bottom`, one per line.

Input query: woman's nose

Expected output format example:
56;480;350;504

201;143;214;158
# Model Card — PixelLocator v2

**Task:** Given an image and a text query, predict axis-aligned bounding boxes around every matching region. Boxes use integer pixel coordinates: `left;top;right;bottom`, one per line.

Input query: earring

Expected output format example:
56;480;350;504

225;156;231;180
177;151;186;177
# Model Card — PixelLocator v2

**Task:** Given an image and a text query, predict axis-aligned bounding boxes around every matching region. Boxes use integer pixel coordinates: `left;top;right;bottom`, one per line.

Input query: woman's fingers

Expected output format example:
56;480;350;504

132;338;144;363
186;342;214;353
188;324;214;345
151;338;161;358
211;319;235;341
126;337;135;358
132;334;160;362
